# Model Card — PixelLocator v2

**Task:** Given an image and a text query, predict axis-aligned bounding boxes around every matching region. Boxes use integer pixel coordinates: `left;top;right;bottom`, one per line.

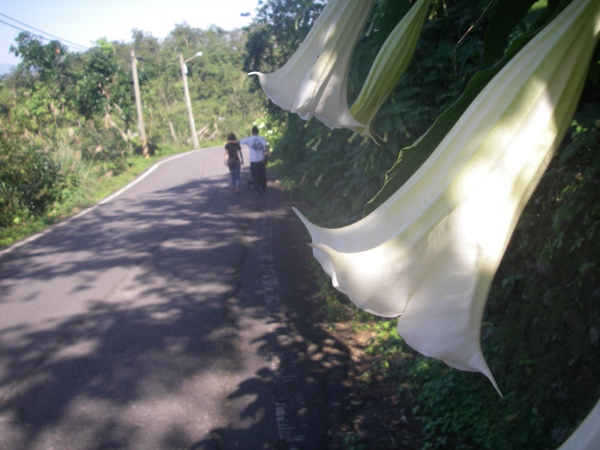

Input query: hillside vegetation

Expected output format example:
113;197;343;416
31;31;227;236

245;0;599;448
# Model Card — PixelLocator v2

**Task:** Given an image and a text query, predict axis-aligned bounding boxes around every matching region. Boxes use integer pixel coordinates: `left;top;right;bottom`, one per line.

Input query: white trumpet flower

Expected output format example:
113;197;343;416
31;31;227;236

558;398;600;450
294;0;600;395
350;0;431;138
249;0;373;130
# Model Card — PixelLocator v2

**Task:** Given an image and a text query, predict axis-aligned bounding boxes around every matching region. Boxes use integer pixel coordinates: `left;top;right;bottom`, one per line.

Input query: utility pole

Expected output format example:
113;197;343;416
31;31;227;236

179;52;201;150
131;50;148;157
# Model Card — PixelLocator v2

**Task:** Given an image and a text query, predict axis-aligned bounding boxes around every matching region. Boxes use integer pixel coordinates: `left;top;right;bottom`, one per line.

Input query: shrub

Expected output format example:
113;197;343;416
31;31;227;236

0;134;62;227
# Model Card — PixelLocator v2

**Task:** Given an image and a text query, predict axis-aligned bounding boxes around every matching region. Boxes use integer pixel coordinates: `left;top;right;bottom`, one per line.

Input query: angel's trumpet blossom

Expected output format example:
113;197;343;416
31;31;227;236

350;0;431;138
294;0;600;395
558;398;600;449
249;0;373;130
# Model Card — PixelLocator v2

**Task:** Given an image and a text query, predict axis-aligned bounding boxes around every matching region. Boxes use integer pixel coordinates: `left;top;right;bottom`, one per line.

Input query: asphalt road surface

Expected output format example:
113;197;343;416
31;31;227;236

0;147;349;449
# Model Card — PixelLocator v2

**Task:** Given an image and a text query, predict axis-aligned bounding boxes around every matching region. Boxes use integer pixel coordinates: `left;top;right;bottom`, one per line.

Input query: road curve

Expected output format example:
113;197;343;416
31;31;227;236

0;147;349;449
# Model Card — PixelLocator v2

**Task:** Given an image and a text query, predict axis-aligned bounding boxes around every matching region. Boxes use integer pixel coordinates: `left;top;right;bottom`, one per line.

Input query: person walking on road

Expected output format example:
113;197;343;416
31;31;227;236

240;126;269;194
224;132;244;194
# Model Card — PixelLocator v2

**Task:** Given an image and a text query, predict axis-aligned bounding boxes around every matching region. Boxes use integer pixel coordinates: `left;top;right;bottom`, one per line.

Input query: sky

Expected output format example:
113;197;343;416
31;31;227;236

0;0;260;66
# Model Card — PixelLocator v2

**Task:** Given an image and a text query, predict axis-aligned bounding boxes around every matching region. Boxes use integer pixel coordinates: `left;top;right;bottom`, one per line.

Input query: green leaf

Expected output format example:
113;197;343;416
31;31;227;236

482;0;539;66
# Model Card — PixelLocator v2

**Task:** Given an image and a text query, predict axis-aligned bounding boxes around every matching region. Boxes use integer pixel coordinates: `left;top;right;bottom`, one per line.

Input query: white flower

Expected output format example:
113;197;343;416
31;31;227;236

249;0;373;130
350;0;431;138
558;398;600;449
294;0;600;395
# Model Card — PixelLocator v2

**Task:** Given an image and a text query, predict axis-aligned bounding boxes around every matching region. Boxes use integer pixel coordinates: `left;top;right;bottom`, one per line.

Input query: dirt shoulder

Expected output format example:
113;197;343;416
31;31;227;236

267;178;422;449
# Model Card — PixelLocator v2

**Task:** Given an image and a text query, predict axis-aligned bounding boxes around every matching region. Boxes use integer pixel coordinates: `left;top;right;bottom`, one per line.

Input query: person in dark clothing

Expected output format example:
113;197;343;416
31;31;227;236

224;132;244;193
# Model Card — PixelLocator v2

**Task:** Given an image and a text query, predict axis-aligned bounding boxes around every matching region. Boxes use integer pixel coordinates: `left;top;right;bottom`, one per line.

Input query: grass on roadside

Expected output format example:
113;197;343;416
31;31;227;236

0;145;204;250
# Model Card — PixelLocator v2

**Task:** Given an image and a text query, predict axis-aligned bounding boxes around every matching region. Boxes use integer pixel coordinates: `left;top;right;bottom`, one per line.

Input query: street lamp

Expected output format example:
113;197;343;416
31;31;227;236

179;51;203;149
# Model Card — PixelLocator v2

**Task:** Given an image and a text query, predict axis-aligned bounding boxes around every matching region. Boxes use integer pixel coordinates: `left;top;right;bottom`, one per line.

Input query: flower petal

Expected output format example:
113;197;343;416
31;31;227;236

558;398;600;450
249;0;373;130
307;197;500;393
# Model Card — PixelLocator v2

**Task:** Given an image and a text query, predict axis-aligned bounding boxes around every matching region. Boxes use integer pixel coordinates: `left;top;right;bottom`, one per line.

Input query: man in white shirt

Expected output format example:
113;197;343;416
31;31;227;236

240;126;269;194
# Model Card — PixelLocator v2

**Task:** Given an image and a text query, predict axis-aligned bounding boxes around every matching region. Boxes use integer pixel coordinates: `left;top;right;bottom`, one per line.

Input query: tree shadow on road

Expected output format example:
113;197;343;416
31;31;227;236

0;172;359;449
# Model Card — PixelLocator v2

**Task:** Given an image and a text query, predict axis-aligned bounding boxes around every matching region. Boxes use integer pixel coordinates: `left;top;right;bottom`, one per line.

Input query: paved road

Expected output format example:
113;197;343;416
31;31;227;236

0;147;349;449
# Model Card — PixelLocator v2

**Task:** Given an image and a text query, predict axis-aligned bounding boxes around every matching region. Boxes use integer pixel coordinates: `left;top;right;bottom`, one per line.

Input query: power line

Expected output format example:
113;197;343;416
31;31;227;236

0;12;88;50
0;12;89;51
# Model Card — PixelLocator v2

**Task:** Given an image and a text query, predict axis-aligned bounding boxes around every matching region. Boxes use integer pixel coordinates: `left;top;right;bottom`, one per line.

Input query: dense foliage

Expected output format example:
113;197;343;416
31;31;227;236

245;0;599;448
0;24;265;237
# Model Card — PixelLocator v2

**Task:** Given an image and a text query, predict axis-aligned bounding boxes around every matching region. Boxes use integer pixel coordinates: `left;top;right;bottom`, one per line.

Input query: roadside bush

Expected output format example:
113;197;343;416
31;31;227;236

409;358;547;450
0;134;62;227
77;121;133;175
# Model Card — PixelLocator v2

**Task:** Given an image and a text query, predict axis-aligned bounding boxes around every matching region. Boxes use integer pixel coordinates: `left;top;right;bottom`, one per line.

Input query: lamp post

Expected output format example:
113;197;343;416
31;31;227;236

179;51;202;149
